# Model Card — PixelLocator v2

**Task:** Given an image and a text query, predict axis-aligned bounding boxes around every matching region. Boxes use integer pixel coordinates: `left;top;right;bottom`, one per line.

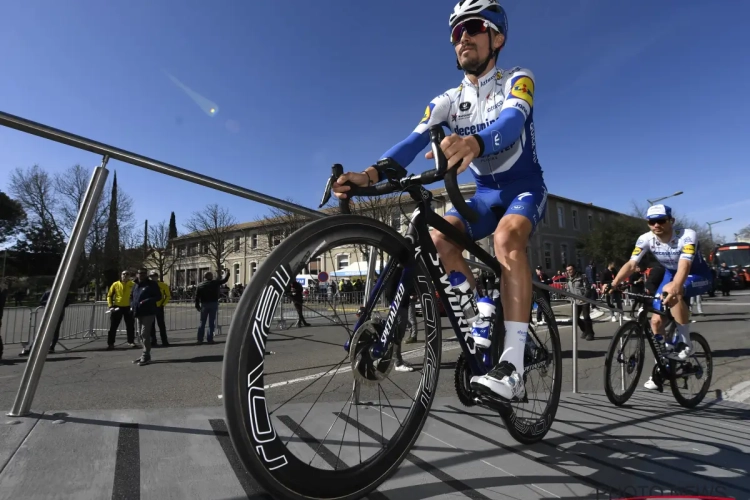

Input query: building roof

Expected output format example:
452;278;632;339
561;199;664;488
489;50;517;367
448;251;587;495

172;183;634;242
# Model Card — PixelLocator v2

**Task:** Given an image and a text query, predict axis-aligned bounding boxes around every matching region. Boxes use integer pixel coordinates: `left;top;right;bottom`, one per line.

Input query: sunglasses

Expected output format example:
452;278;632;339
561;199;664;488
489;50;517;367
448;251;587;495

451;19;492;45
648;218;669;226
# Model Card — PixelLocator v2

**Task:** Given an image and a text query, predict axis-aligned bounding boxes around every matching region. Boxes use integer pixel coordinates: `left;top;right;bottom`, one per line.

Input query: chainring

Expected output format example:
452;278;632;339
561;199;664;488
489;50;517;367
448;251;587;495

349;319;396;386
454;352;478;407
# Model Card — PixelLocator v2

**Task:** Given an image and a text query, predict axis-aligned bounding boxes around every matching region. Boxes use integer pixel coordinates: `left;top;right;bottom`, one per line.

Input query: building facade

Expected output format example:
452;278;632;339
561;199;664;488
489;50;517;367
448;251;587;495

166;185;637;288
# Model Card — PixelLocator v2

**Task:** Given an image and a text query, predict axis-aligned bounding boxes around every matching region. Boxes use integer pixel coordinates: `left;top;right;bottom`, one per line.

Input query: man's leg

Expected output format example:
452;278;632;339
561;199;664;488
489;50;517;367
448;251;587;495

107;309;123;348
197;306;209;343
136;315;154;365
123;309;136;345
156;307;169;345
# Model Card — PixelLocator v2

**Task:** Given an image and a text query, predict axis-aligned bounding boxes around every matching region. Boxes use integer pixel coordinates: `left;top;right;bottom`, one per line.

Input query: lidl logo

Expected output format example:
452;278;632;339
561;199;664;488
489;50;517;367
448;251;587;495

420;103;435;124
683;244;695;255
510;76;534;106
632;247;642;256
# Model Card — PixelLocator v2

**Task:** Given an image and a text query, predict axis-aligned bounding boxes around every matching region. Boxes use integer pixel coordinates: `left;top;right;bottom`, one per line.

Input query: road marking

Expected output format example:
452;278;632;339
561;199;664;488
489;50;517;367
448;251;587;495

724;380;750;403
264;343;461;390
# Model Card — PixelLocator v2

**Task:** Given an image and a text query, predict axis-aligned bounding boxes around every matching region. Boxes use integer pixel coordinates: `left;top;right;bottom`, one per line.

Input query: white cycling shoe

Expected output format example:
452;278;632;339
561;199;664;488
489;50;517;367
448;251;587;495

470;361;526;401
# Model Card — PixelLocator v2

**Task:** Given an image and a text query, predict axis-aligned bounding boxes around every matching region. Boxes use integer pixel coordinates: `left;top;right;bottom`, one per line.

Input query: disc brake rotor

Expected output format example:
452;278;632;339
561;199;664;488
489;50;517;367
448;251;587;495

350;319;395;386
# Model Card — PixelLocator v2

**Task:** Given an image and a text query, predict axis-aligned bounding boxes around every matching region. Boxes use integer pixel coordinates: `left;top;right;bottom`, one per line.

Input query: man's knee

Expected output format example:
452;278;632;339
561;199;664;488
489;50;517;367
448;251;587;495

493;215;532;257
431;216;466;255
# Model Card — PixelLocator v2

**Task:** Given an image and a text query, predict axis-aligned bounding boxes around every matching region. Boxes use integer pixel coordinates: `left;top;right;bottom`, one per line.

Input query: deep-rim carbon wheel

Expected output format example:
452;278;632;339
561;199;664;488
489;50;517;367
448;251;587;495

222;214;442;500
603;321;645;406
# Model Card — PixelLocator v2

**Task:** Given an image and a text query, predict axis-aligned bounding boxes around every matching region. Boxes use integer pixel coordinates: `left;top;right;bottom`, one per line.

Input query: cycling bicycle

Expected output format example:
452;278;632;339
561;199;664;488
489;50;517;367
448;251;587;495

603;288;712;409
222;125;561;500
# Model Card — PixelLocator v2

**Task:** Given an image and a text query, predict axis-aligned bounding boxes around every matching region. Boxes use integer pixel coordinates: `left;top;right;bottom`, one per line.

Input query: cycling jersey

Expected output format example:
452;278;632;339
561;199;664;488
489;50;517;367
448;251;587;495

380;66;543;189
630;228;710;275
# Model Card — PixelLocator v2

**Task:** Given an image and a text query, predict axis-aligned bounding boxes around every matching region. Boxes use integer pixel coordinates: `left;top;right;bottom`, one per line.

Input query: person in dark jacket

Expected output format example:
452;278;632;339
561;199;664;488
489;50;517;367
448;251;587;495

532;266;551;324
287;280;311;328
718;262;733;296
627;264;646;315
130;269;162;366
195;268;229;344
40;290;72;354
566;264;595;340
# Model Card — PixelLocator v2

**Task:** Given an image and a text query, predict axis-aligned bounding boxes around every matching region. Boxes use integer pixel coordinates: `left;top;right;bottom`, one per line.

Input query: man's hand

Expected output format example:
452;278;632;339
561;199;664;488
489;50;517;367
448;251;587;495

332;172;370;200
195;306;201;312
661;281;682;307
424;134;480;173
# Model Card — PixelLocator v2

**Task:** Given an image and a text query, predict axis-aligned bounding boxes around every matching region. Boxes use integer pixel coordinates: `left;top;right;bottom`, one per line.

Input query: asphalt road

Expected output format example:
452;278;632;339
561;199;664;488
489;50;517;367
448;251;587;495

1;293;748;414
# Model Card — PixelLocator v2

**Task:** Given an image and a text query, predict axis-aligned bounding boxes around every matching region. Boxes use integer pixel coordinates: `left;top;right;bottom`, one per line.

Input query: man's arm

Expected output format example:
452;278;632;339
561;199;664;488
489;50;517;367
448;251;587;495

195;287;201;310
107;283;115;308
376;94;452;176
162;283;171;306
219;270;230;285
471;71;534;157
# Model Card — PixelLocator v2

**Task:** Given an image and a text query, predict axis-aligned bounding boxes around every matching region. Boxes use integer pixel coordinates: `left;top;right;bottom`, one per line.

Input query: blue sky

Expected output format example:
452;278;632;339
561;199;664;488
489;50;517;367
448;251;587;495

1;0;748;241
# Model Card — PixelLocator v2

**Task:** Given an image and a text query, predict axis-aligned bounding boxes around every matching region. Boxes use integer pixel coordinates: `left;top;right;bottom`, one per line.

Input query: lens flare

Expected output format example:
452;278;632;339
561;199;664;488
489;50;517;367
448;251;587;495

164;70;219;118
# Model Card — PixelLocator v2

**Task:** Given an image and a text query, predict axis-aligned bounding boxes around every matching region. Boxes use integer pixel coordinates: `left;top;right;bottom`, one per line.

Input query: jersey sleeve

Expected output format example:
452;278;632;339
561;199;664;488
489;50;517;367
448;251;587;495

629;232;650;264
473;68;534;157
379;93;451;168
679;229;698;262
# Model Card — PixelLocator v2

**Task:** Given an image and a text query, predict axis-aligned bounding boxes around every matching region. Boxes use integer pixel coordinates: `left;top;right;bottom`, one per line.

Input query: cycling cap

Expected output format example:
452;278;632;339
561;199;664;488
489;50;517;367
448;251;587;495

646;204;673;220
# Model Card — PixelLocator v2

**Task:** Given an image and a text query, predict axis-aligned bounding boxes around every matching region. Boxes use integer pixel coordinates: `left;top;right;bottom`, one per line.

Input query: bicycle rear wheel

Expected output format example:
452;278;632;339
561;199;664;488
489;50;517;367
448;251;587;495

603;321;645;406
222;214;442;500
669;332;712;408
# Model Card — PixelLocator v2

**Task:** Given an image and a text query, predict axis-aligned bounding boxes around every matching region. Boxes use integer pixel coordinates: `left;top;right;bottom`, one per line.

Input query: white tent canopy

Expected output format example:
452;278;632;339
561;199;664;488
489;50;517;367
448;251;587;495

329;260;385;278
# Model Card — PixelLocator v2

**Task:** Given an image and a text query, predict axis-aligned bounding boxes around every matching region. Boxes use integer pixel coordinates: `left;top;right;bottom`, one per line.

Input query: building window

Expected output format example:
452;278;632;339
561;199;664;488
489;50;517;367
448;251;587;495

251;234;258;249
306;257;322;275
200;241;209;255
177;245;186;257
336;254;349;270
234;236;241;252
187;268;197;286
175;269;185;287
560;244;568;267
572;209;579;230
588;213;593;231
233;263;240;284
188;243;199;256
544;243;552;270
269;230;283;248
576;249;583;271
249;262;257;277
542;208;548;226
557;205;565;228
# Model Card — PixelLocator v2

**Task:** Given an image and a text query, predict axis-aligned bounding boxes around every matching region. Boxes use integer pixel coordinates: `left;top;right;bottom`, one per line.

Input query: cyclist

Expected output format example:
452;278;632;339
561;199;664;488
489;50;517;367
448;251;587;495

605;205;712;389
333;0;547;401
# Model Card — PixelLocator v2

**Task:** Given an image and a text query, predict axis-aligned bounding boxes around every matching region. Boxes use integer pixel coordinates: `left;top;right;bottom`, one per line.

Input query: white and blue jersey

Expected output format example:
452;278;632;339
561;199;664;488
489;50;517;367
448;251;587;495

629;228;712;306
380;66;547;240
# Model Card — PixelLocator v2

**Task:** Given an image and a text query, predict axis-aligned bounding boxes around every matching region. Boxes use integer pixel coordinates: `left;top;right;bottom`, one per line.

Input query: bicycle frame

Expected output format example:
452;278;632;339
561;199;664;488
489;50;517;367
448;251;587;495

347;184;504;377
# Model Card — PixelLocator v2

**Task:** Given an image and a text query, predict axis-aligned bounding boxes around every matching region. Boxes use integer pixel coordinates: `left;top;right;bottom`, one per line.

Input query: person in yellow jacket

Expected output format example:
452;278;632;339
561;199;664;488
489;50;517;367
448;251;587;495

147;270;171;347
106;270;136;350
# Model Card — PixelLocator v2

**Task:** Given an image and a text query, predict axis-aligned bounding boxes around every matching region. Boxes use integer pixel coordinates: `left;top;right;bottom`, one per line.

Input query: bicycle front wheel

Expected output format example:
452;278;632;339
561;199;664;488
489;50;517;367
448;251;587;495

222;214;442;500
604;321;645;406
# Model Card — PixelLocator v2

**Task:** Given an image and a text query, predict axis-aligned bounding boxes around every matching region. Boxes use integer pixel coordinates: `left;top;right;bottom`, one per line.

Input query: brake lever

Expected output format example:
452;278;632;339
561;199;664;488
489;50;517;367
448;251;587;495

318;170;337;208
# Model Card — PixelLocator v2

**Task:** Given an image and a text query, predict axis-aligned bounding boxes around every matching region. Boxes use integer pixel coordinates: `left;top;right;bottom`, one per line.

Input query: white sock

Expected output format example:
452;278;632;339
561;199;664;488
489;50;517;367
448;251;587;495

499;321;528;374
675;323;691;347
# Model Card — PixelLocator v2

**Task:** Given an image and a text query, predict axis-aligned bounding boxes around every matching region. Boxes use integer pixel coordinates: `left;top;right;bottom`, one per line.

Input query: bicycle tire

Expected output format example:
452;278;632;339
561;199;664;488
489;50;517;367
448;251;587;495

669;332;712;409
496;291;562;444
222;214;442;500
603;321;645;406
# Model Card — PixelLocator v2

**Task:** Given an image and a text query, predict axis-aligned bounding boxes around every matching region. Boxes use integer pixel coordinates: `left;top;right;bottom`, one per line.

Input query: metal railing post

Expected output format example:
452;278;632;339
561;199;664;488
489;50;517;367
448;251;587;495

8;159;109;417
84;301;98;339
571;300;579;394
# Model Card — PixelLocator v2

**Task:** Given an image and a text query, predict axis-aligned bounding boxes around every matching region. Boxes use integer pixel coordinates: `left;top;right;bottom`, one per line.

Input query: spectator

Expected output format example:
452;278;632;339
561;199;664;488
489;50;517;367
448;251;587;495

195;268;230;344
106;270;137;350
148;270;171;347
718;262;733;296
0;279;8;361
585;260;599;308
628;264;646;316
131;269;161;366
39;289;72;354
601;262;624;321
566;264;595;341
532;266;551;325
403;292;419;344
287;280;311;328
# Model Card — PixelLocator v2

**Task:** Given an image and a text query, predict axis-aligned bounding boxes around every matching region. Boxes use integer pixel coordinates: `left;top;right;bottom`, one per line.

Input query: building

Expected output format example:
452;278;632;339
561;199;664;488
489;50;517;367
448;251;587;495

166;185;637;288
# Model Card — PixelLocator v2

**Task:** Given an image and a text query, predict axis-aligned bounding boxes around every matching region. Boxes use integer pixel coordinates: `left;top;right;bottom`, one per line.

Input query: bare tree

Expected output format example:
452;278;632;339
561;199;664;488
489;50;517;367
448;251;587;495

254;197;315;249
144;220;178;279
120;224;145;272
738;224;750;240
10;165;60;232
185;204;238;272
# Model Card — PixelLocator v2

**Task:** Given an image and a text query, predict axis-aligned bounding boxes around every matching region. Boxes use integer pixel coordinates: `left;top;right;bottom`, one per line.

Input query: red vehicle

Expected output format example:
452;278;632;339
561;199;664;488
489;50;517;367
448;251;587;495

710;242;750;288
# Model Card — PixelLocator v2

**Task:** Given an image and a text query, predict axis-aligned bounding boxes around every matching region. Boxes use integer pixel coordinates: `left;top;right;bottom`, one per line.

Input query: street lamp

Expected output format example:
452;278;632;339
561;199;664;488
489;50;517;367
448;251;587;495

646;191;683;205
707;218;732;245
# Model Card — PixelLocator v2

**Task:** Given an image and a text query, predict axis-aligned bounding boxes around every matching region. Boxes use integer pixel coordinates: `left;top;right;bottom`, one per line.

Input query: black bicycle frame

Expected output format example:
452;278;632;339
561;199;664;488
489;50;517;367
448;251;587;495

350;185;504;377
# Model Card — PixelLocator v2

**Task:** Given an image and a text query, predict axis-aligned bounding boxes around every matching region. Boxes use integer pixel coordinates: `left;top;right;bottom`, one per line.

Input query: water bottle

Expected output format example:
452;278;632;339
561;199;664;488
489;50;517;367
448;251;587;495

449;271;479;322
471;297;495;349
